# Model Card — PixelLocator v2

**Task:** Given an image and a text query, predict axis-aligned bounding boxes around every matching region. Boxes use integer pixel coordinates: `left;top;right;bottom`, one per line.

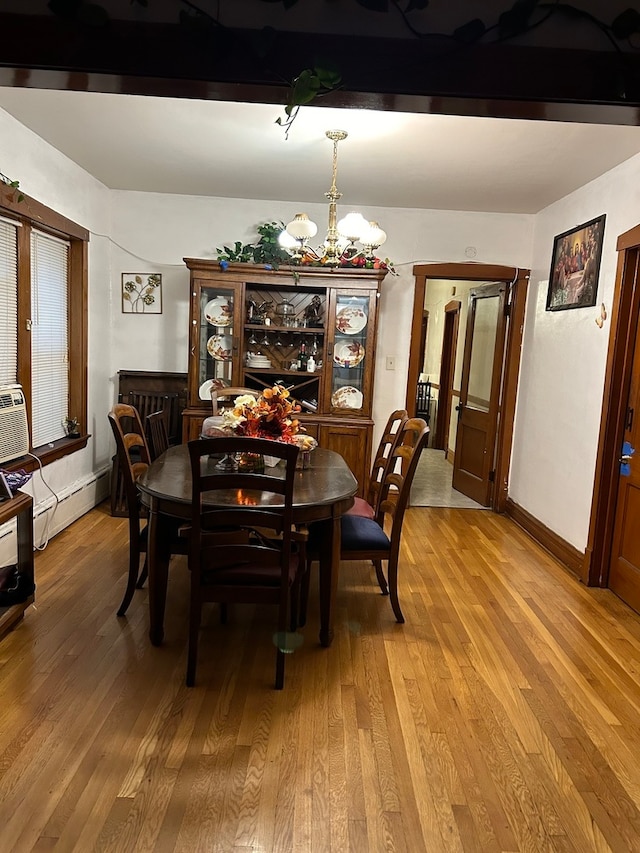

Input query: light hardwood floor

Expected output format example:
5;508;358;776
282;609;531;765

1;502;640;852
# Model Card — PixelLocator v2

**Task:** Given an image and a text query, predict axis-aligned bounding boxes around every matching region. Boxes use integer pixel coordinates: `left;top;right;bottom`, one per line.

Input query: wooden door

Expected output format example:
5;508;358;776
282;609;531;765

433;300;460;450
608;315;640;609
452;282;507;506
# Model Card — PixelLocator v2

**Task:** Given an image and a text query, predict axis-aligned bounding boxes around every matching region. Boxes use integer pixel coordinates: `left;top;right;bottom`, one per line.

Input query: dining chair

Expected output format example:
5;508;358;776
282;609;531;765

303;417;429;626
345;408;408;520
108;404;186;617
183;435;304;689
145;409;170;460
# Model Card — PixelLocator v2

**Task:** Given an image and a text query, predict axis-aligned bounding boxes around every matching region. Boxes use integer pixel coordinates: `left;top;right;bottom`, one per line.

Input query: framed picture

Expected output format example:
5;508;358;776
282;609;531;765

546;215;606;312
121;273;162;314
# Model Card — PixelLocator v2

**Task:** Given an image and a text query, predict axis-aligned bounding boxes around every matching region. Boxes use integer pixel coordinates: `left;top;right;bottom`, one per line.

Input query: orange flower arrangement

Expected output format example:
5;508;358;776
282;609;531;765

221;384;302;443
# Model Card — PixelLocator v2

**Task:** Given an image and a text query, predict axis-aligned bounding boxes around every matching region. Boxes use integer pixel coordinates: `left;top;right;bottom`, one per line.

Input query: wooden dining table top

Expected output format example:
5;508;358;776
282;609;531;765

137;443;358;521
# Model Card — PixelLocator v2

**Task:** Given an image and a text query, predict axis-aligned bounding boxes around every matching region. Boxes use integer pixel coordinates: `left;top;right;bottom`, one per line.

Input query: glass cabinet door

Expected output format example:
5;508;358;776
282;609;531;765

328;293;372;414
194;284;237;402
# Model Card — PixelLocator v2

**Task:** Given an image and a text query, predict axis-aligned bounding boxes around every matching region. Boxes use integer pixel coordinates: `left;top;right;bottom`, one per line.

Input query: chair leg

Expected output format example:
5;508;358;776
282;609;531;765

186;600;202;686
290;578;300;631
136;557;148;589
387;559;405;624
275;648;285;690
298;559;312;627
373;560;389;596
117;548;141;617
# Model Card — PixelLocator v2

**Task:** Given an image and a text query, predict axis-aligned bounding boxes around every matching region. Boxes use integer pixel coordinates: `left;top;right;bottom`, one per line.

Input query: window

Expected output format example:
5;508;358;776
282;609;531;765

0;184;89;467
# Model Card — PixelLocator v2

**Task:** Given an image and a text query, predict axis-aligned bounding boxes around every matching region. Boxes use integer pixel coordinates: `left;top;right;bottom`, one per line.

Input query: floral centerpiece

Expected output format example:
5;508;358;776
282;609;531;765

221;384;301;442
219;384;317;466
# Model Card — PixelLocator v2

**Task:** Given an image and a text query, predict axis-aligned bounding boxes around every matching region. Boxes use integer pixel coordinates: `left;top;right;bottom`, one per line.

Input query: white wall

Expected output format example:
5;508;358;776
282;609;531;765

12;96;637;561
509;151;640;550
1;109;114;533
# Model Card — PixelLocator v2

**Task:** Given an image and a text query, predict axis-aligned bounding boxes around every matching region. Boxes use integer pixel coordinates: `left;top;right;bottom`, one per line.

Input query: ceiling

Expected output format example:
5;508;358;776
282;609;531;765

2;87;640;215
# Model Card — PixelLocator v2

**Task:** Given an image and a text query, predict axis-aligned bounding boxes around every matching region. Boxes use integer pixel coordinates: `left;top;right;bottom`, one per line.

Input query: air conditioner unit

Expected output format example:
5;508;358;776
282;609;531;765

0;384;30;465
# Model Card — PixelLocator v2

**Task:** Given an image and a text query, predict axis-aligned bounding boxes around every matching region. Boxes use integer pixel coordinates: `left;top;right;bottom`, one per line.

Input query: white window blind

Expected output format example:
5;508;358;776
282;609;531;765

0;219;18;386
30;230;70;447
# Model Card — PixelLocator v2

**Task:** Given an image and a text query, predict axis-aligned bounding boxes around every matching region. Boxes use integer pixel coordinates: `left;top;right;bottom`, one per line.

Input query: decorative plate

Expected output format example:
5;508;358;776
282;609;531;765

198;378;229;400
204;296;233;327
331;386;364;409
334;340;365;368
207;334;233;360
335;306;367;335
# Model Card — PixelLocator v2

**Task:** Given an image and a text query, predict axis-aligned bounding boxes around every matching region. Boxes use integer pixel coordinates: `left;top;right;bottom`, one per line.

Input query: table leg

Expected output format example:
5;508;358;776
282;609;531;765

147;508;171;646
318;514;341;647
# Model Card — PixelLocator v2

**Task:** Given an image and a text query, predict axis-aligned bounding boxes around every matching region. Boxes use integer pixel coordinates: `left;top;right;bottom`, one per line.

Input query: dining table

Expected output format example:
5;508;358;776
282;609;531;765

136;443;357;648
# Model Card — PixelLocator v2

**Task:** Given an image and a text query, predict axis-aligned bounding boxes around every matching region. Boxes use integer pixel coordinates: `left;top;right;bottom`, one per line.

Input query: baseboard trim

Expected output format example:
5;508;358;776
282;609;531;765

505;498;584;578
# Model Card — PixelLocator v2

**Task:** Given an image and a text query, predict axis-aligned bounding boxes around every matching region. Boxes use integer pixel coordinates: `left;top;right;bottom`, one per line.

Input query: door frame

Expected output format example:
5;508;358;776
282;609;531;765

584;224;640;586
407;262;529;513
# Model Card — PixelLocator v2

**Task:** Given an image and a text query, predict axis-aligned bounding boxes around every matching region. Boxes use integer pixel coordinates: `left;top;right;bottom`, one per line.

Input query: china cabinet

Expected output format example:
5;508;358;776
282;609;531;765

182;260;388;494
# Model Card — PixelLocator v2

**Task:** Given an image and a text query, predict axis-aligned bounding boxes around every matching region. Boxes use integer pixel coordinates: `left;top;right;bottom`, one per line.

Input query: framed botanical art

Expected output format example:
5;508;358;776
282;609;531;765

121;273;162;314
546;215;605;311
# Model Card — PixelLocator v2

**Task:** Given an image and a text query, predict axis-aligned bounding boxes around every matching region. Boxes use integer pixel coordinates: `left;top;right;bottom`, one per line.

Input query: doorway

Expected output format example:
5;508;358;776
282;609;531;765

406;263;529;512
586;224;640;608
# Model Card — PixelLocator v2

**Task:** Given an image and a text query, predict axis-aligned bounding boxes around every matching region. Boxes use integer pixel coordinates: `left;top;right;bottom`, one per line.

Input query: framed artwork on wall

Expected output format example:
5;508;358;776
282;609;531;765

121;273;162;314
545;215;606;312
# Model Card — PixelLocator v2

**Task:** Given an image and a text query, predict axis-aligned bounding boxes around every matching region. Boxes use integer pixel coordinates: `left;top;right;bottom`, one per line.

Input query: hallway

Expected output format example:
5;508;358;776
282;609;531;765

411;446;486;509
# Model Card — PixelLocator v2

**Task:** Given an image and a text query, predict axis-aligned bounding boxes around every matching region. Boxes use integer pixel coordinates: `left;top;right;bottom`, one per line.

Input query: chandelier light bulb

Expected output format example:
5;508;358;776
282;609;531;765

361;221;387;250
285;213;318;242
337;211;369;242
278;230;299;250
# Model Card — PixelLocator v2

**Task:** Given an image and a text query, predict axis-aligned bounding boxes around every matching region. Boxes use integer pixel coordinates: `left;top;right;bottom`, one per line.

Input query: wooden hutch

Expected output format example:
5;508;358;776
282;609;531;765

182;260;388;495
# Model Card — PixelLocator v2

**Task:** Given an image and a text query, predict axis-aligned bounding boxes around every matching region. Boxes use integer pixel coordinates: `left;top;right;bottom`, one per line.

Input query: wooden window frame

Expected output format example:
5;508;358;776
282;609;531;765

0;183;89;470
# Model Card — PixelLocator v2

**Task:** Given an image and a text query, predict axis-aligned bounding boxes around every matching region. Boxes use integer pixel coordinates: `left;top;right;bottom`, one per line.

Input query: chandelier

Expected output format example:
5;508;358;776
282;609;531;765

279;130;387;268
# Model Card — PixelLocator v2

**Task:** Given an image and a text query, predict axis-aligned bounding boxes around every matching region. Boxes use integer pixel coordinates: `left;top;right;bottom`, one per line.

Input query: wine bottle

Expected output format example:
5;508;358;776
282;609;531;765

298;341;308;371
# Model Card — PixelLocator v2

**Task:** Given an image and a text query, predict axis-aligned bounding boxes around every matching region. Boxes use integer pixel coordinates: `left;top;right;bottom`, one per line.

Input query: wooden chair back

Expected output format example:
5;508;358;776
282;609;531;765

107;403;151;616
416;381;432;424
185;435;301;688
146;410;170;461
366;409;408;513
338;417;429;624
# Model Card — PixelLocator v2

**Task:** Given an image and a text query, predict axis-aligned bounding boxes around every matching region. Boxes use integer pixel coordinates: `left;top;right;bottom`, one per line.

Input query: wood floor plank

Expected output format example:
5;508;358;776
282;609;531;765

3;503;640;850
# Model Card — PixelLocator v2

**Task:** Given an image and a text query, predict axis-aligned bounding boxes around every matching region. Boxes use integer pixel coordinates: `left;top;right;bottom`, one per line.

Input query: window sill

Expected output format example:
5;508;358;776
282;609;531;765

2;435;91;473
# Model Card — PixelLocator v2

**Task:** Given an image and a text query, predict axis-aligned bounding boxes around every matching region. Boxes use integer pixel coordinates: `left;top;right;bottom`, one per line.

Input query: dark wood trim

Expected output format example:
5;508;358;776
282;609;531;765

506;498;584;578
584;231;640;586
494;269;529;513
2;13;640;123
1;188;90;464
616;224;640;252
68;239;88;437
413;263;519;281
0;185;89;242
2;435;91;473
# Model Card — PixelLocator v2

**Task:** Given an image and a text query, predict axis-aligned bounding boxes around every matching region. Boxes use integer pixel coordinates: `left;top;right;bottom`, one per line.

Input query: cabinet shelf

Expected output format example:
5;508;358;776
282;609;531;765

245;323;325;335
